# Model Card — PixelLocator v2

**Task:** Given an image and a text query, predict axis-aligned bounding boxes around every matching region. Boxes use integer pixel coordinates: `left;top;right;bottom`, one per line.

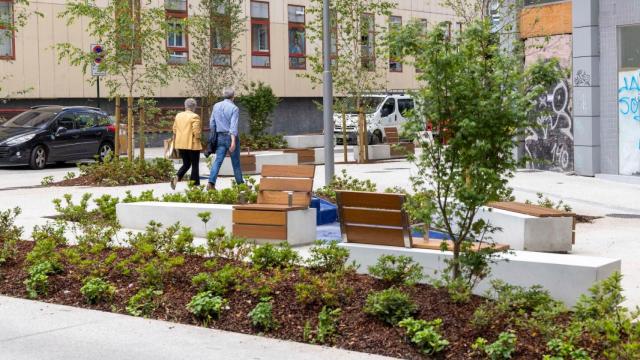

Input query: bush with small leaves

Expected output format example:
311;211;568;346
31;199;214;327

250;243;300;270
543;338;591;360
295;270;353;308
80;277;116;304
187;291;227;325
472;332;517;360
248;298;277;331
314;169;377;203
364;287;417;325
24;261;56;299
191;264;248;296
305;240;354;273
304;306;342;344
126;287;162;317
0;207;23;265
398;317;449;355
368;255;423;285
205;227;254;261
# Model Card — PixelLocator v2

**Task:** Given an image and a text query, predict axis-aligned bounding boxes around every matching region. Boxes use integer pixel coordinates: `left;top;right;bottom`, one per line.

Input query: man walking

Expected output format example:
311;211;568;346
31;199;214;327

171;98;203;189
207;88;244;190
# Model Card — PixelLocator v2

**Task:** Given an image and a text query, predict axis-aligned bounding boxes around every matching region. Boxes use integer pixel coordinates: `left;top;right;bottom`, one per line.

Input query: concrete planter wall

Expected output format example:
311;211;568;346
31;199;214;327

352;143;416;162
339;243;621;306
283;148;324;164
283;134;325;149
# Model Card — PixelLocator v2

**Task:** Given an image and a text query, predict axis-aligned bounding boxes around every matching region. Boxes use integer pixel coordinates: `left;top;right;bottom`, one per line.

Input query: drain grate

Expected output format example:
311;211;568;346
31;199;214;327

606;213;640;219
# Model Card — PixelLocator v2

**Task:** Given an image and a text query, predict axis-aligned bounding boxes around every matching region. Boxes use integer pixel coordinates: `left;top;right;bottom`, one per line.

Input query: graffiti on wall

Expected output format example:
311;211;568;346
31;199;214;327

525;79;574;171
618;70;640;175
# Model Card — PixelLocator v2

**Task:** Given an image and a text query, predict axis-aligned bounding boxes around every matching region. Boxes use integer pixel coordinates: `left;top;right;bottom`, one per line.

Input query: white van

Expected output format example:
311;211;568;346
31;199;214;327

333;93;417;145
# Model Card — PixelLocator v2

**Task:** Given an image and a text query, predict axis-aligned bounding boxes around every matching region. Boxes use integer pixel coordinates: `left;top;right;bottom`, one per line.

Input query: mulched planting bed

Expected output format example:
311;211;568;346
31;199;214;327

51;175;169;187
0;240;607;359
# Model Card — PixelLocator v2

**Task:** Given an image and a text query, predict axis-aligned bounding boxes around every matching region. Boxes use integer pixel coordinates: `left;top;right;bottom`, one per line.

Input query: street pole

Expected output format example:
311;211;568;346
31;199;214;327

96;76;101;109
322;0;335;185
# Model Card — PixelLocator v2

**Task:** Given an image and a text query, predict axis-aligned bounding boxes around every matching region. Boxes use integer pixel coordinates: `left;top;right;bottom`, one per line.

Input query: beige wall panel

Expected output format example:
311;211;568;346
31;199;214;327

37;3;55;98
19;6;40;98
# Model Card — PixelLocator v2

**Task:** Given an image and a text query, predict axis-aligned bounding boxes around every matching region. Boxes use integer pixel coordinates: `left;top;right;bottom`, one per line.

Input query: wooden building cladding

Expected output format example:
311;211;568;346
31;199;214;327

519;0;572;39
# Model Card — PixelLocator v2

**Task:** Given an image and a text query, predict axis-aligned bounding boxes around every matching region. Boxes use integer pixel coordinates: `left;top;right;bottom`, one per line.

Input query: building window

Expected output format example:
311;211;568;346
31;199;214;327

619;25;640;70
165;0;188;65
445;21;452;41
287;5;305;70
360;13;375;71
0;0;14;60
250;1;270;68
389;15;402;72
212;5;232;67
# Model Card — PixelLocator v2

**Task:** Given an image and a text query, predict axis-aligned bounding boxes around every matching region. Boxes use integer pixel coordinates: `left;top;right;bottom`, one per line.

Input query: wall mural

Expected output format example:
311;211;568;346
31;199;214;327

525;79;574;172
618;69;640;175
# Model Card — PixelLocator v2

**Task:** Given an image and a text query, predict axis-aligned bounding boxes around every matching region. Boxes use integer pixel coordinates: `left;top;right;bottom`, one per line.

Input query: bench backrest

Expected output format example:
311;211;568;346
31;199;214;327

258;165;316;207
384;127;399;144
336;190;412;247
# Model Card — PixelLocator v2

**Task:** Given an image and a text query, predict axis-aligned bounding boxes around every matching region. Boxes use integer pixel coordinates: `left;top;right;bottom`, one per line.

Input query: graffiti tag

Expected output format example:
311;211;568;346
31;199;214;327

618;70;640;175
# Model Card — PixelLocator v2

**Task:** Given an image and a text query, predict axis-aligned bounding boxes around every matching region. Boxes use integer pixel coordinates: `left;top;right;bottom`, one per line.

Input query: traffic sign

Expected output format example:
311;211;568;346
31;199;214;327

91;44;106;77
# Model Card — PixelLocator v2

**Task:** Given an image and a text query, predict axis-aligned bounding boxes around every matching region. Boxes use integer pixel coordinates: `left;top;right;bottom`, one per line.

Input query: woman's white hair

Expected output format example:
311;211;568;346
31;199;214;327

184;98;197;111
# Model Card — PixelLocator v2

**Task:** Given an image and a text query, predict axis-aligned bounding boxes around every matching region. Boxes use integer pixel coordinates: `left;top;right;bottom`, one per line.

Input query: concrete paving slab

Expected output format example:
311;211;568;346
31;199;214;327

0;295;394;360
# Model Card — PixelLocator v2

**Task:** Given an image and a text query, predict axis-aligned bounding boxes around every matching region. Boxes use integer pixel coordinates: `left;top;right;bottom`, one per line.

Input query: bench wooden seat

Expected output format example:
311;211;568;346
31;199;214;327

412;238;510;252
384;127;416;157
488;201;576;244
336;190;509;251
233;164;316;242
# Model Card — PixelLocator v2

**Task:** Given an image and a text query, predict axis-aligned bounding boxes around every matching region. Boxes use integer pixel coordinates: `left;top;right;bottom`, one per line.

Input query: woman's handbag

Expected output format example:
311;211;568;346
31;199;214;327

164;138;180;159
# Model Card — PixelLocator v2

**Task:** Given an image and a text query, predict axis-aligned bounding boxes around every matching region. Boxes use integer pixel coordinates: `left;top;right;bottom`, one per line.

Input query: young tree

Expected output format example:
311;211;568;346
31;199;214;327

304;0;395;163
238;81;280;137
393;20;561;287
56;0;176;160
184;0;245;120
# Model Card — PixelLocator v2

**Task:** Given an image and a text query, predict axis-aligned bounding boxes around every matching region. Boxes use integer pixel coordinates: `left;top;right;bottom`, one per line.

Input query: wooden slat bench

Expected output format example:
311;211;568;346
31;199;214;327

384;127;416;157
232;164;317;245
336;190;509;251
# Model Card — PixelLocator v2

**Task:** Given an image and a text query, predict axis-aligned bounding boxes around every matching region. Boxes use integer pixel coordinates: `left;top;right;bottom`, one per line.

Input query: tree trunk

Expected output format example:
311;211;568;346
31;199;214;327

452;241;461;280
114;96;121;157
127;96;134;161
342;112;348;163
138;97;145;161
357;109;367;163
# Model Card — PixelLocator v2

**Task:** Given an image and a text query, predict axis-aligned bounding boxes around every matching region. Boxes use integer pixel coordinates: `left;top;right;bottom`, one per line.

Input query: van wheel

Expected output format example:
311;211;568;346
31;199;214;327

369;131;382;145
29;145;47;170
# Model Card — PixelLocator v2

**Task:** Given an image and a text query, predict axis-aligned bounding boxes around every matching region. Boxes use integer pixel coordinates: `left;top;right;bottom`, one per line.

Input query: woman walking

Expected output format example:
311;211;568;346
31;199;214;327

171;98;202;188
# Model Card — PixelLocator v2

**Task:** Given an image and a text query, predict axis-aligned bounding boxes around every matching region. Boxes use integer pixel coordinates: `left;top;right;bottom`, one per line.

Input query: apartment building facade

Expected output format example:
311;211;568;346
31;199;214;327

0;0;459;134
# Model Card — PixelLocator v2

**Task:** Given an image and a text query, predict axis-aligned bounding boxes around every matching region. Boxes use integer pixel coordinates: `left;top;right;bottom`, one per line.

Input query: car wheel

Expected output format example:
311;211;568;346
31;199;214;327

29;145;47;170
98;142;114;161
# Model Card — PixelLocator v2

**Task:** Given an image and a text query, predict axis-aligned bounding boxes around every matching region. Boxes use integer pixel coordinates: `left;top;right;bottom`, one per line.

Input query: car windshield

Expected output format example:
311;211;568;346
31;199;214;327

2;110;56;128
338;97;384;114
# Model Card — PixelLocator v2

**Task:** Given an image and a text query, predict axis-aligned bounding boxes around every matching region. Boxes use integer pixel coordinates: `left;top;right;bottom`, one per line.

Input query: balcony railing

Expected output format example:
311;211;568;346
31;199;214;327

165;0;187;12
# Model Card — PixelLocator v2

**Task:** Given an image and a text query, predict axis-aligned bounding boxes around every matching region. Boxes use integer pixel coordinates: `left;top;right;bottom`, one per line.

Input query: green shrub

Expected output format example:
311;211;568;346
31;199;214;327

250;243;300;270
238;81;280;137
525;192;572;212
126;287;162;317
187;291;227;325
364;287;417;325
76;156;175;186
239;134;288;151
314;169;377;202
295;270;353;308
248;298;277;331
304;306;342;344
306;240;354;273
368;255;423;285
543;338;591;360
0;207;23;265
472;332;517;360
27;223;67;271
398;317;449;355
205;227;254;261
191;264;247;296
80;277;116;304
24;261;56;299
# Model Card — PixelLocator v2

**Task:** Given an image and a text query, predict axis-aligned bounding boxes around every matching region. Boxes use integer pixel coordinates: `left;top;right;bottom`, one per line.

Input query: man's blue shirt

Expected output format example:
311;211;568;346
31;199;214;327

210;99;239;136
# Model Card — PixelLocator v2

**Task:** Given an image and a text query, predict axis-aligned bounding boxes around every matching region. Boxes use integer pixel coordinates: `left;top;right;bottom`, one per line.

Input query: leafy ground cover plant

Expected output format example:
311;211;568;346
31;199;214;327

368;255;423;285
187;291;227;325
191;263;249;296
543;338;591;360
473;331;517;360
24;223;68;298
126;287;163;317
305;240;354;273
314;169;377;203
249;243;300;270
398;317;449;355
304;306;342;345
295;269;353;308
248;297;277;331
525;192;573;212
364;287;418;325
80;277;116;304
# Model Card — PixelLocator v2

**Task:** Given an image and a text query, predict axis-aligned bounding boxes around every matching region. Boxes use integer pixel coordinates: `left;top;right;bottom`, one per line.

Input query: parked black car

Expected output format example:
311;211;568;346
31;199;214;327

0;106;115;169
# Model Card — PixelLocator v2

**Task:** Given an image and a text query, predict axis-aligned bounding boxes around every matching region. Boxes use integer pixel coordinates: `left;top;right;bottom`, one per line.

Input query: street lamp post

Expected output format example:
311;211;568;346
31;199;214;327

322;0;335;185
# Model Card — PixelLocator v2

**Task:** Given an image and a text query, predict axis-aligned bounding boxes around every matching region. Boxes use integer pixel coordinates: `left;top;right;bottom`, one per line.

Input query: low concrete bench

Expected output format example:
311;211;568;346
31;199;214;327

117;202;233;237
478;202;575;253
116;201;316;246
283;134;325;149
339;242;621;306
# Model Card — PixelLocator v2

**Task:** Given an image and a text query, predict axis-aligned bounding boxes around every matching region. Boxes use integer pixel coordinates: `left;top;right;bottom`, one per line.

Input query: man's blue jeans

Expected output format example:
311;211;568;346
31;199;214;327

208;133;244;186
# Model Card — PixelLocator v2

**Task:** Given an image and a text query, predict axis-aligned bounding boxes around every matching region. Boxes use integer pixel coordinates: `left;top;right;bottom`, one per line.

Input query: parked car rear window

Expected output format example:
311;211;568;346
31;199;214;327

2;111;56;128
